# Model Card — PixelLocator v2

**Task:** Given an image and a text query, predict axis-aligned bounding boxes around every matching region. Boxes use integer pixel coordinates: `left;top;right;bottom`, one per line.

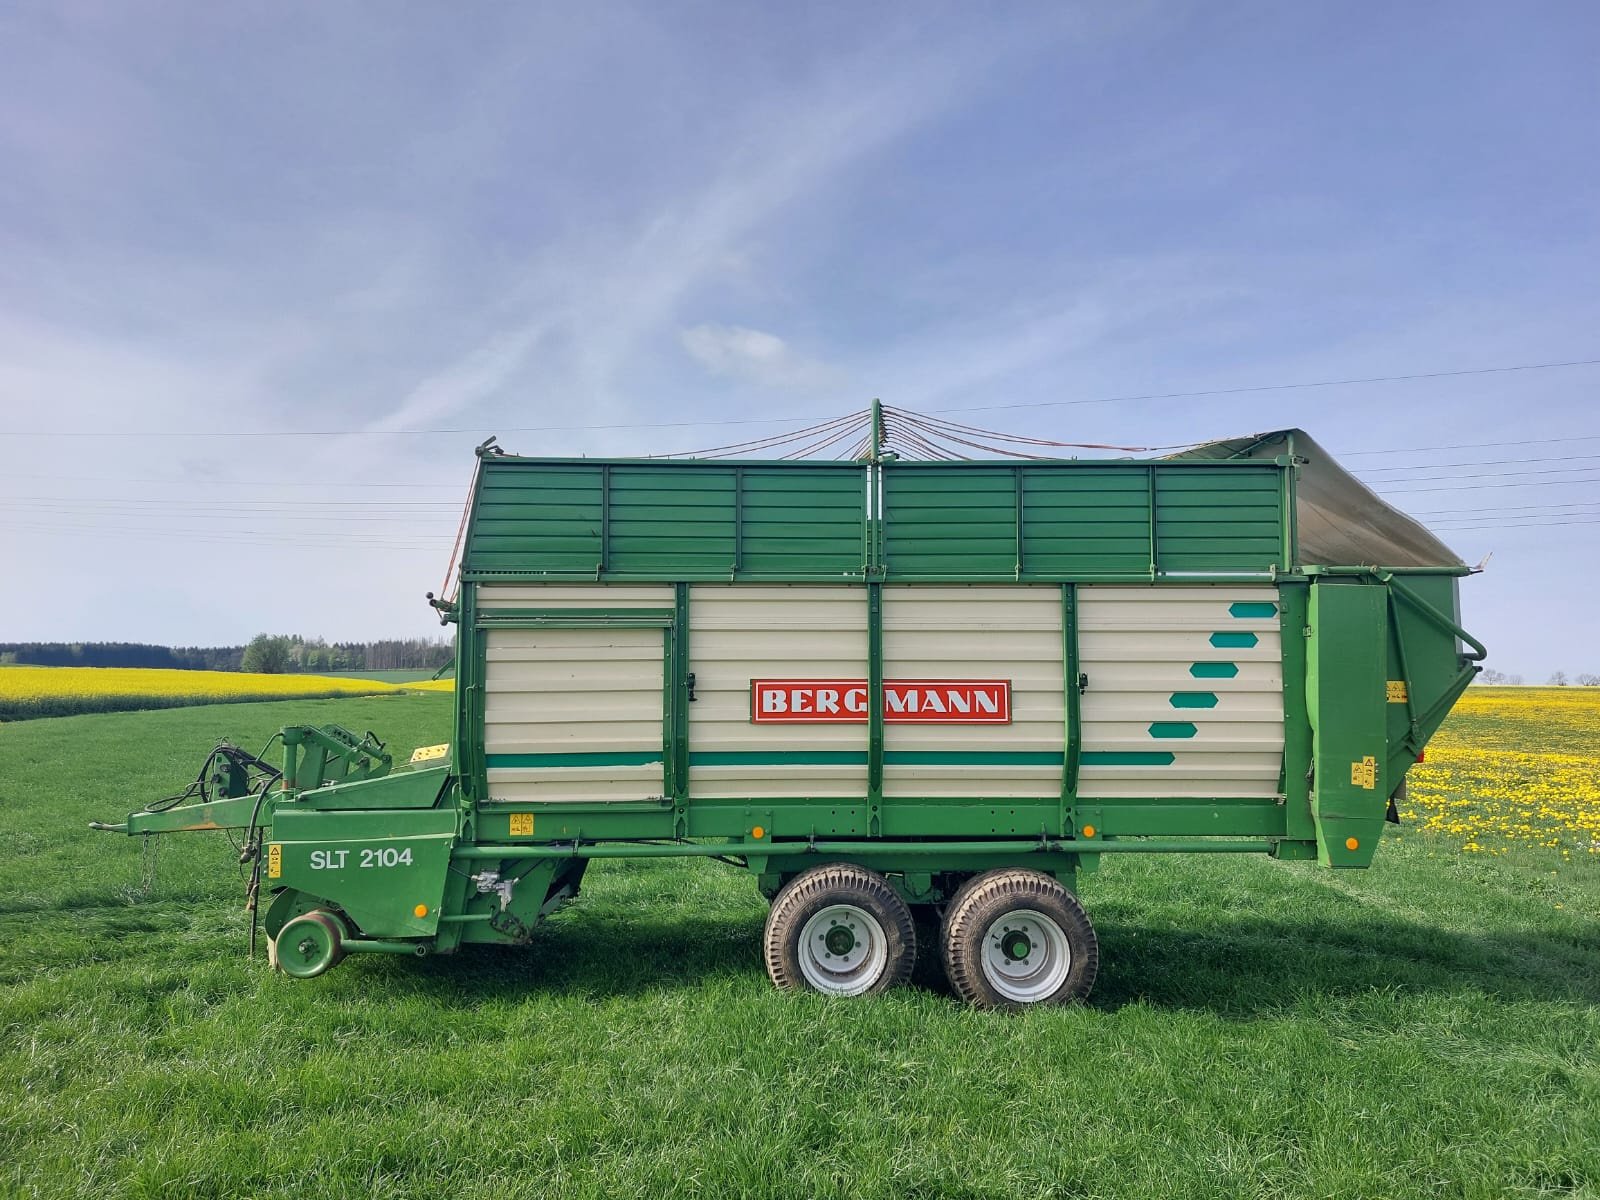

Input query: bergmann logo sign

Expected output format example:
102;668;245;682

751;679;1012;724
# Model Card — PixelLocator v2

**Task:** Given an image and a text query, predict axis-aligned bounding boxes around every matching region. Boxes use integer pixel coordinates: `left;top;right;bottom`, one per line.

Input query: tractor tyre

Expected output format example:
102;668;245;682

763;863;915;997
942;868;1097;1009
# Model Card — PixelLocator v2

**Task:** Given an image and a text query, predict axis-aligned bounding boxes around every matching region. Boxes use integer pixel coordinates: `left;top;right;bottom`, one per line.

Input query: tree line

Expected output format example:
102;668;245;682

0;636;453;674
1478;669;1600;686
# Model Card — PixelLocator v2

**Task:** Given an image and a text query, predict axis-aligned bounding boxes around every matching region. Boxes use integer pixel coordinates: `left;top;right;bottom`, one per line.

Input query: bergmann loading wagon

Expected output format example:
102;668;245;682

98;416;1482;1009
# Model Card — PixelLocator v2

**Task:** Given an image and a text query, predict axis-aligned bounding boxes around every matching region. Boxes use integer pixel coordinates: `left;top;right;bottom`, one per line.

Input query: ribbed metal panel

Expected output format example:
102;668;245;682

1077;586;1285;799
477;584;674;610
882;586;1064;798
688;585;868;799
880;461;1287;580
483;627;664;803
1154;468;1283;572
464;460;867;581
465;457;1289;582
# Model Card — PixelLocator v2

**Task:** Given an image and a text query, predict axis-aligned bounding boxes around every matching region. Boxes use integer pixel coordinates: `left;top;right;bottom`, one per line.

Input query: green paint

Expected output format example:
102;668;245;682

487;751;664;769
1229;602;1277;618
1148;722;1198;739
691;751;868;767
1209;631;1259;648
686;750;1065;768
466;454;1292;584
1190;662;1239;678
1169;692;1218;708
884;751;1064;766
1081;751;1176;766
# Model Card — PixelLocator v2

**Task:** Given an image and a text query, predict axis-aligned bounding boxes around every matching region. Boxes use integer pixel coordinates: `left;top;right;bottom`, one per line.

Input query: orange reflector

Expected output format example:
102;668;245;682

414;904;428;918
1081;824;1096;838
1345;837;1359;851
751;826;765;840
1416;751;1426;763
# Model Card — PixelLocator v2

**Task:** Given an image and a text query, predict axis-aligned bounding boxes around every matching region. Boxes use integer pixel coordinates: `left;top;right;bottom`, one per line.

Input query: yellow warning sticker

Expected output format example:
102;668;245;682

1350;756;1377;790
409;743;450;764
508;813;535;837
267;843;282;879
1386;681;1408;703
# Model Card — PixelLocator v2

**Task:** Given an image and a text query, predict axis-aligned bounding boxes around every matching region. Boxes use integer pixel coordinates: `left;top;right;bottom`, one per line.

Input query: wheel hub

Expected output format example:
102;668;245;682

1000;928;1032;961
797;903;889;996
824;923;857;956
981;908;1071;1002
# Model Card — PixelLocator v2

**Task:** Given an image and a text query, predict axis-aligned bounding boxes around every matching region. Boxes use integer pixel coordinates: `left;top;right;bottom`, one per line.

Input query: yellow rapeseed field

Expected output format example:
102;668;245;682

1403;686;1600;857
0;666;441;721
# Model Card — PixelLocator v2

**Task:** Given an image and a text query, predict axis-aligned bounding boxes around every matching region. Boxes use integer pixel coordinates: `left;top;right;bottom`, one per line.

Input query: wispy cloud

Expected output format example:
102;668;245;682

368;23;1048;435
679;324;839;390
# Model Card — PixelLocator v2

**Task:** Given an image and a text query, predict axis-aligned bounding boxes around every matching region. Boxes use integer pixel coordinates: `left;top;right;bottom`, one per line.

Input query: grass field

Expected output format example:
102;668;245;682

319;669;449;684
0;665;445;721
1;691;1597;1199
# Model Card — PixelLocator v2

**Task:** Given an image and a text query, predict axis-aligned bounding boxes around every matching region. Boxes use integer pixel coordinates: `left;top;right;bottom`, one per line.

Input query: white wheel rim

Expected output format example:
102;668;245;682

797;903;888;996
980;908;1071;1003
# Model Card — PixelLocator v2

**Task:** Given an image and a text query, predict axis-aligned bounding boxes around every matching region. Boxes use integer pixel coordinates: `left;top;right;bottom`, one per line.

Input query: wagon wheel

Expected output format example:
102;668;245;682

763;864;915;997
942;868;1097;1009
274;910;347;979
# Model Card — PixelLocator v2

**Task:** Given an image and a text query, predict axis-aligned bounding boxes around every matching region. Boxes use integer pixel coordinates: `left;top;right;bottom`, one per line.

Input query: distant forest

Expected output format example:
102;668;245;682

0;635;454;674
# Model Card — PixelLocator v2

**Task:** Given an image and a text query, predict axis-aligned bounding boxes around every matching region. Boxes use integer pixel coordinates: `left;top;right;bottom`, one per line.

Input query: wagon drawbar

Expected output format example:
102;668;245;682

97;406;1482;1008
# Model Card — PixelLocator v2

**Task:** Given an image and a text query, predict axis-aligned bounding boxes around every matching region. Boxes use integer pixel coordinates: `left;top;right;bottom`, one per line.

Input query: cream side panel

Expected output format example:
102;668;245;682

883;586;1064;799
477;584;674;610
1078;586;1284;800
689;586;868;799
484;626;664;802
486;767;664;804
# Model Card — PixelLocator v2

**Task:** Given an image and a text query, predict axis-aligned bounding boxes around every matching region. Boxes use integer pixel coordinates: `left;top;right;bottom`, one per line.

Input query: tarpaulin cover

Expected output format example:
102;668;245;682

1168;429;1465;569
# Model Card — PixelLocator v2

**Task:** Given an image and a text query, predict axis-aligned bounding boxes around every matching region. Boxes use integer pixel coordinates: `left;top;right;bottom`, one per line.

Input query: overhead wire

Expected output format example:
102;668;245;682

1376;475;1600;494
4;356;1597;439
1353;452;1600;473
779;419;868;460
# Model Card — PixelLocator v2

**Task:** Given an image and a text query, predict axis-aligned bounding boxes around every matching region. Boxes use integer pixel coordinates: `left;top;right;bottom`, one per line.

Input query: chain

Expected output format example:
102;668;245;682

488;908;532;943
121;834;159;903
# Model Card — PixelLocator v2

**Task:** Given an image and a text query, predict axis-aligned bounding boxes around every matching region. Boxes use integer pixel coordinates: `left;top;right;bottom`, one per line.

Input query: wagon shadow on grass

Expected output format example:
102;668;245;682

1086;910;1600;1015
373;905;1600;1014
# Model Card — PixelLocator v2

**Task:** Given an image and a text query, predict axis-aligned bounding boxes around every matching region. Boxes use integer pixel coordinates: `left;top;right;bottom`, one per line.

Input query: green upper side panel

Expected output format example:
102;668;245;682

462;455;1292;583
880;461;1287;580
465;460;869;580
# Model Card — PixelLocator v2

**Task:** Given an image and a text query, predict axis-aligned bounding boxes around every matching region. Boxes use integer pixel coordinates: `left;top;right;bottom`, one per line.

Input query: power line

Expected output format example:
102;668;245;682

0;471;465;490
1429;517;1600;531
1378;475;1600;494
4;355;1597;438
1;499;464;512
1356;452;1600;474
926;357;1600;418
1408;503;1600;517
1357;465;1600;484
1335;434;1600;457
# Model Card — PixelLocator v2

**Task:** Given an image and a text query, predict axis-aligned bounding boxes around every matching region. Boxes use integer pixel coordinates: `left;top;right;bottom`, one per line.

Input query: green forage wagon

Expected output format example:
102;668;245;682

101;417;1481;1008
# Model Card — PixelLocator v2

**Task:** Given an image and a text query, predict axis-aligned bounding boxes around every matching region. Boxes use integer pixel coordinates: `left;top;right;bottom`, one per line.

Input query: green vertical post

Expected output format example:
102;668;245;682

455;583;484;803
1014;468;1026;579
1307;582;1388;867
1061;583;1081;830
672;583;691;804
867;582;884;827
1276;579;1315;850
1146;466;1159;579
1279;449;1298;572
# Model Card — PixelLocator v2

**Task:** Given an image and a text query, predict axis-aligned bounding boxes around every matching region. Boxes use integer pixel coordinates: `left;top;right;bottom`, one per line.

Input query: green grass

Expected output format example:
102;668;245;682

2;696;1597;1199
319;669;445;683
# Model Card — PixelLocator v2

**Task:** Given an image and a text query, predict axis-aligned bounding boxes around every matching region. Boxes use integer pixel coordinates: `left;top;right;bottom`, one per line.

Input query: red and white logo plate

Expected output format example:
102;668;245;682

750;679;1011;724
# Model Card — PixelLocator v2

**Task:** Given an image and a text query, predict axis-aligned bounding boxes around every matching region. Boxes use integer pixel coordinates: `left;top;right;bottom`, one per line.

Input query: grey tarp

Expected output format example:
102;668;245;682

1167;429;1465;569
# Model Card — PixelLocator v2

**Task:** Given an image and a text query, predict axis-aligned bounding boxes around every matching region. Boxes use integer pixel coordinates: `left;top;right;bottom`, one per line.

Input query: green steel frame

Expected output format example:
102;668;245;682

108;447;1483;965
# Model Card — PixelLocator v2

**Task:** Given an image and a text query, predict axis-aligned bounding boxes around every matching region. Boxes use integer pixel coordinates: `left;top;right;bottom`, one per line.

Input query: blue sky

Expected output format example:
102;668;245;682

1;2;1596;678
